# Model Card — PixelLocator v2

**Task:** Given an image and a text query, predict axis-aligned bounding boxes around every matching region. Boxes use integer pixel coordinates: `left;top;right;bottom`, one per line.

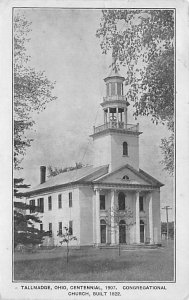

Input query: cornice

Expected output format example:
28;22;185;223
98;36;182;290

90;128;142;138
92;182;160;191
100;100;129;108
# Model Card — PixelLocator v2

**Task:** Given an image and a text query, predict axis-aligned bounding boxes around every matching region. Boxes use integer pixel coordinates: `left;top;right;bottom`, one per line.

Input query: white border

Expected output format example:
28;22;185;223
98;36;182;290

0;1;189;299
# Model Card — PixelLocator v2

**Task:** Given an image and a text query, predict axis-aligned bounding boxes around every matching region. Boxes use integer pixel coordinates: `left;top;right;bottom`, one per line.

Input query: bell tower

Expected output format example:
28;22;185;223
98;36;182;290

90;60;142;172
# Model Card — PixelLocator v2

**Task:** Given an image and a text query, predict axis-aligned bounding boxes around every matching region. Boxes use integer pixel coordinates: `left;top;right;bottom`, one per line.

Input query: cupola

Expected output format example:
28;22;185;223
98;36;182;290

90;57;142;172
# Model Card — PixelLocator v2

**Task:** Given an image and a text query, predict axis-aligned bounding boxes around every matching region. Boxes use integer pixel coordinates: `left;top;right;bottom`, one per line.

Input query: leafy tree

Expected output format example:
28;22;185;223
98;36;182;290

160;132;174;175
96;9;174;174
48;162;84;177
105;205;134;256
13;13;56;248
14;13;56;169
57;226;77;264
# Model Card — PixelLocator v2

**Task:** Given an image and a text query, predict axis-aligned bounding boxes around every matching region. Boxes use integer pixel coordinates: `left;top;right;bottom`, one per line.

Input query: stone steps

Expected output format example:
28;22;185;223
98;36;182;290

99;244;161;250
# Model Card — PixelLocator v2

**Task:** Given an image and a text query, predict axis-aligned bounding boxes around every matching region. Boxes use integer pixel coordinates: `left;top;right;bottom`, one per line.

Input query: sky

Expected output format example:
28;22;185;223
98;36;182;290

14;8;174;222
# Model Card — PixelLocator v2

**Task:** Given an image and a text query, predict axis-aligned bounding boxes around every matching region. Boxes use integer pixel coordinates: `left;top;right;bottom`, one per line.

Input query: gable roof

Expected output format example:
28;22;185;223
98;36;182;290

25;165;109;196
25;163;163;197
93;164;164;187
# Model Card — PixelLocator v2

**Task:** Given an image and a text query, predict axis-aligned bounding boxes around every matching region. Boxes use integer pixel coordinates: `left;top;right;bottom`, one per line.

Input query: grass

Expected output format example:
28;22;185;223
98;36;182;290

14;240;174;282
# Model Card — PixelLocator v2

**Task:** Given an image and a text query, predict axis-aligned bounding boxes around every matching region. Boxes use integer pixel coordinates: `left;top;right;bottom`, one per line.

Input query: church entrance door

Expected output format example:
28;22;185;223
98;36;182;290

100;220;106;244
119;220;126;244
140;220;145;243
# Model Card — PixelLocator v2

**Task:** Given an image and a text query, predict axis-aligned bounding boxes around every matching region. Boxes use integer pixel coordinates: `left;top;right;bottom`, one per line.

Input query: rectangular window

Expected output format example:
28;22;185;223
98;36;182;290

58;222;62;235
37;198;44;213
69;192;72;207
58;194;62;209
69;220;73;235
29;199;35;213
100;195;105;210
111;82;116;95
48;196;52;211
118;192;125;210
49;223;52;237
139;196;144;211
40;223;43;232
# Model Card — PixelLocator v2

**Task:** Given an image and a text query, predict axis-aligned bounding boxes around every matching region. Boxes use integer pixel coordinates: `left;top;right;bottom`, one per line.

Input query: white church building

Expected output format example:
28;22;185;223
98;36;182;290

25;66;163;247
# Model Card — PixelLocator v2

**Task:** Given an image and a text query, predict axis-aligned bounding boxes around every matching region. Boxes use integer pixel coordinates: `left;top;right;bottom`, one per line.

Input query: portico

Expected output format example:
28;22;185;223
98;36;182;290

93;180;160;246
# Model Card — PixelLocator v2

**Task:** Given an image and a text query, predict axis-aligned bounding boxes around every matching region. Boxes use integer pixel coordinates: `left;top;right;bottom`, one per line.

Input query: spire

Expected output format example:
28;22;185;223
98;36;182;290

108;52;121;77
112;54;118;72
104;55;125;82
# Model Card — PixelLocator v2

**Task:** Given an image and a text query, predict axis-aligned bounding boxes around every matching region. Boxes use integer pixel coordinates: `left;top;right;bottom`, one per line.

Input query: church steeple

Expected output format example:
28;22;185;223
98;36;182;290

90;58;142;172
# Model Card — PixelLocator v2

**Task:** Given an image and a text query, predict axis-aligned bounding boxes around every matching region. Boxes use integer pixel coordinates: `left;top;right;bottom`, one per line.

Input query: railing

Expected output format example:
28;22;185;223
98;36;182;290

93;122;139;134
103;95;126;102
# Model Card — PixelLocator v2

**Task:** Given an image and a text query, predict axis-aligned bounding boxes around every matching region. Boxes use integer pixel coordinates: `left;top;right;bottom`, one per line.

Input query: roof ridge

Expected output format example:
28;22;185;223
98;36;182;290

93;164;131;182
75;165;109;182
44;164;93;182
27;165;93;191
25;164;109;196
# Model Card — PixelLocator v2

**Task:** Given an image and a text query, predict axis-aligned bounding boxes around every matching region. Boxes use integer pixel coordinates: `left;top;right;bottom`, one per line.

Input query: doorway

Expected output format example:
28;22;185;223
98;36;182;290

100;219;106;243
119;220;126;244
140;220;145;243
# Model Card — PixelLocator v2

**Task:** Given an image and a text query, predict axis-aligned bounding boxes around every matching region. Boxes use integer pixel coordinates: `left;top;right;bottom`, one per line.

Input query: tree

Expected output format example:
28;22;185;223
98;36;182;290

96;9;174;174
105;205;134;256
160;132;174;175
47;162;84;177
57;226;77;264
14;13;57;169
13;13;56;248
14;178;47;249
161;221;174;239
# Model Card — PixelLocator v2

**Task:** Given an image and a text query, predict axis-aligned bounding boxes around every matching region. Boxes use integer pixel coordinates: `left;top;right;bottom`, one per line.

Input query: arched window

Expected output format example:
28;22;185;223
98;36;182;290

122;175;129;180
118;192;125;210
100;219;106;225
119;220;126;225
123;142;128;156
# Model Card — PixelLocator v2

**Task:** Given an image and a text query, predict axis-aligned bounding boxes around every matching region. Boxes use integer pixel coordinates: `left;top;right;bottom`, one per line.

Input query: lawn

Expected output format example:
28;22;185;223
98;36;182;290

14;241;174;282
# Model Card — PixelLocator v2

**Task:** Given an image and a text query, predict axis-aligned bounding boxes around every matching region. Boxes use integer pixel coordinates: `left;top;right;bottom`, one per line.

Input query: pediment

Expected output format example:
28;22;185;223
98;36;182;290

93;164;163;187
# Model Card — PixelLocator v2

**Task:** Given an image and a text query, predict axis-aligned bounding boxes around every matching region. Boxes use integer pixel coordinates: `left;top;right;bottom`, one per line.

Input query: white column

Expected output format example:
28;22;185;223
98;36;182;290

135;192;140;243
108;107;110;124
149;192;154;244
95;189;100;245
104;111;106;124
124;108;127;127
116;107;119;127
111;190;116;244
